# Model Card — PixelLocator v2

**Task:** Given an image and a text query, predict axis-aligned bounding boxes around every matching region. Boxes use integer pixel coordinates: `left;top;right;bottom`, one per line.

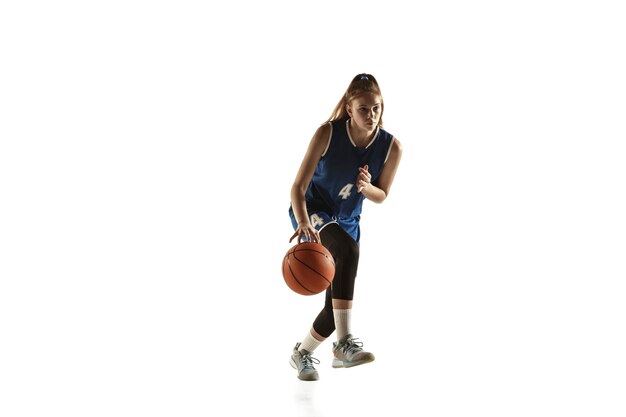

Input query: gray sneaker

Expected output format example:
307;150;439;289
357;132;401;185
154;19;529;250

290;343;320;381
332;334;375;368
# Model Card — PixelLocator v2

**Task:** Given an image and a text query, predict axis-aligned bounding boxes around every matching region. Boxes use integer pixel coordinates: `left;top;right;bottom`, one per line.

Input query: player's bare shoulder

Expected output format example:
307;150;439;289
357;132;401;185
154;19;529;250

311;122;332;153
388;136;403;165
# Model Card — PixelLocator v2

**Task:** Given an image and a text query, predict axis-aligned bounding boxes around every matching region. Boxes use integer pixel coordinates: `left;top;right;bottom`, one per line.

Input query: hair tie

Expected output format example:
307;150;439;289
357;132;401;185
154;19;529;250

360;75;369;81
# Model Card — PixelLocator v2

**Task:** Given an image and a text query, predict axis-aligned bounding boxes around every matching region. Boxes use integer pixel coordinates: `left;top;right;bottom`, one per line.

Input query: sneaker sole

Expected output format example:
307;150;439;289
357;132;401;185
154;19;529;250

331;356;375;368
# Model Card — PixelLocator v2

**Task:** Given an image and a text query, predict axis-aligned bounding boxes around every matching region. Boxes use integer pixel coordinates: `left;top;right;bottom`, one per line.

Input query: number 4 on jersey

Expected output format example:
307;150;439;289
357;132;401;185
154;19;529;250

338;183;354;200
310;213;325;227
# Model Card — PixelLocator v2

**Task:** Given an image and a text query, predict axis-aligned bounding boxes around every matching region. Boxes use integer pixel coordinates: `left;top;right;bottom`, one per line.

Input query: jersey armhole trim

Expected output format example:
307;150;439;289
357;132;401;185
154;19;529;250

384;136;395;163
321;122;332;157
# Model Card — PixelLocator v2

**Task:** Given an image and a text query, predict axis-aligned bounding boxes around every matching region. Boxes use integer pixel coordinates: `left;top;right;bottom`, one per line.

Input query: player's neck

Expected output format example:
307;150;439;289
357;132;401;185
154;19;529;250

348;120;376;147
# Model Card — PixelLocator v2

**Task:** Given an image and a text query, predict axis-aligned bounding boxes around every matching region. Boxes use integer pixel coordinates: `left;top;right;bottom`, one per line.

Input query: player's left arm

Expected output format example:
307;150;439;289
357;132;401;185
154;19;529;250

360;138;403;203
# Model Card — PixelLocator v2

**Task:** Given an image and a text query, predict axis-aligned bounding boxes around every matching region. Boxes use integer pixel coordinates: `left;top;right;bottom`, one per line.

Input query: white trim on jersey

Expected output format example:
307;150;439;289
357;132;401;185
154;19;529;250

384;137;396;163
321;122;333;157
346;119;380;149
318;220;339;238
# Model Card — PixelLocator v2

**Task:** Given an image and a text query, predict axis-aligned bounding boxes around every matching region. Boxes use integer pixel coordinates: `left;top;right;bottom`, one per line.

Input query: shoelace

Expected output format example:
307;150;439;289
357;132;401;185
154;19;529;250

339;337;364;354
301;352;320;368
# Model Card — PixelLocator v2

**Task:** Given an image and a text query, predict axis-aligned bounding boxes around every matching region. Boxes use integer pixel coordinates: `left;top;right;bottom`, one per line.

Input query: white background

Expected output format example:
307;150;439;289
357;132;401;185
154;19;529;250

1;1;625;416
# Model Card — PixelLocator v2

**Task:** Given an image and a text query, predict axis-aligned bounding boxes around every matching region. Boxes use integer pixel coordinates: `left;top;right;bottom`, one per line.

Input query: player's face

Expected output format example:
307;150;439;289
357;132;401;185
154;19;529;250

347;93;382;131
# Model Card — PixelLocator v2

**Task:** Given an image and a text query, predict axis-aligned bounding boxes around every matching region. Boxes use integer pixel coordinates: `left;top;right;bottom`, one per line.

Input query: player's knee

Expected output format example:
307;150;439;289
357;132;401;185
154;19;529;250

334;236;359;266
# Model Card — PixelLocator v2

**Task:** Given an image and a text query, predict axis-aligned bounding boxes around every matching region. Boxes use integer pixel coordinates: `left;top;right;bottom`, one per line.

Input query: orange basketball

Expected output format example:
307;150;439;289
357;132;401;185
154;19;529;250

282;242;335;295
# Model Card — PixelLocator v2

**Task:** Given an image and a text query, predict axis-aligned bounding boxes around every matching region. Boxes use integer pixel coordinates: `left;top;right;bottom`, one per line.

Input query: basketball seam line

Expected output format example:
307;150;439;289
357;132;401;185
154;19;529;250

291;252;333;285
286;257;317;294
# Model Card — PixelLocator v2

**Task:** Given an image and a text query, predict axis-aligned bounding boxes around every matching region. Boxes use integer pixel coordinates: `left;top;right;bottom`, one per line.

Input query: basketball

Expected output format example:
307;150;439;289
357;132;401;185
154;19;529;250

282;242;335;295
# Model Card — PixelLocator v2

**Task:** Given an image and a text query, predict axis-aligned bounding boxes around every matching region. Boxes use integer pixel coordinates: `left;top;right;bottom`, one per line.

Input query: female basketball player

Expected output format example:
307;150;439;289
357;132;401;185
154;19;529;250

288;73;403;381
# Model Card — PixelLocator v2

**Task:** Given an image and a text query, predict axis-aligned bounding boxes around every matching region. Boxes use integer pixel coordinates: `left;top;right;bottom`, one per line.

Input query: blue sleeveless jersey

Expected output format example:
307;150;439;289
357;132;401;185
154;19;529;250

290;118;394;241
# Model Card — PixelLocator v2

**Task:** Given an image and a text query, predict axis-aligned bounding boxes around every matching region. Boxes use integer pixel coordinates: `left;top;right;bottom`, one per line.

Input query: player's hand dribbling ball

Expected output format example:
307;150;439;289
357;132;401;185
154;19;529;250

282;242;335;295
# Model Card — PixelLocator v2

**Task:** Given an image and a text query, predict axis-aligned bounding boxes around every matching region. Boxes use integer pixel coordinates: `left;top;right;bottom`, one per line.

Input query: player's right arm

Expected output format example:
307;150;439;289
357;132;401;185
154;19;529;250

289;123;331;243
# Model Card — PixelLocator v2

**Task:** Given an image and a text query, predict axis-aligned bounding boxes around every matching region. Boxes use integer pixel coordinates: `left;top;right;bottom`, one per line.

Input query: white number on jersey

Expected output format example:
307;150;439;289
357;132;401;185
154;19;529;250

338;183;354;200
310;213;325;227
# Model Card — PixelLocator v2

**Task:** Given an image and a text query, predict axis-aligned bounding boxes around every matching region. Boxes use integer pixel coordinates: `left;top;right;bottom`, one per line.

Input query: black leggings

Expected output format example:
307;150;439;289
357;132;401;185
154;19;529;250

312;223;360;338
